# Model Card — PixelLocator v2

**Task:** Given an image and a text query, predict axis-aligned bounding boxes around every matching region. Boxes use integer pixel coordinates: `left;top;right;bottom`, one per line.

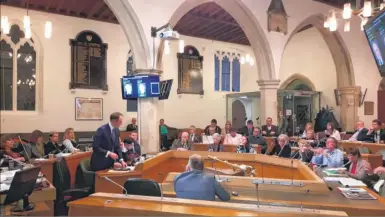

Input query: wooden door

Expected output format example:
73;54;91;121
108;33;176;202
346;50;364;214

232;100;246;129
378;90;385;122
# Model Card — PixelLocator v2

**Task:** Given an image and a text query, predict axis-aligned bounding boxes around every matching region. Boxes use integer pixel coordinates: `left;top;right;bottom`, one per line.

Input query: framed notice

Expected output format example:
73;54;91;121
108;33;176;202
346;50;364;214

364;101;374;115
75;97;103;120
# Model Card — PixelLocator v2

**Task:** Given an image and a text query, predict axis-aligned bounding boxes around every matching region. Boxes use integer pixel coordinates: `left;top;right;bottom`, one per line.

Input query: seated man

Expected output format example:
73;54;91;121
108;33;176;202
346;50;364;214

366;119;385;144
174;154;230;201
248;127;267;154
261;117;278;137
188;125;202;143
171;132;193;151
349;121;369;142
320;137;344;168
204;119;222;135
223;128;242;145
238;120;254;136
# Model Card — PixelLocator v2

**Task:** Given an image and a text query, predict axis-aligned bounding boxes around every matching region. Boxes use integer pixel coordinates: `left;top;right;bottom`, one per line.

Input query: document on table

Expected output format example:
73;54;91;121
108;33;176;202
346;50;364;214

0;169;19;192
374;180;384;193
339;177;366;187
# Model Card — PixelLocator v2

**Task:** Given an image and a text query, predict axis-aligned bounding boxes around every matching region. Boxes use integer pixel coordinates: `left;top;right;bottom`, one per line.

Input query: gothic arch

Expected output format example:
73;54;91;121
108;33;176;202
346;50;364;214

279;73;316;91
157;0;275;81
284;14;355;88
105;0;151;69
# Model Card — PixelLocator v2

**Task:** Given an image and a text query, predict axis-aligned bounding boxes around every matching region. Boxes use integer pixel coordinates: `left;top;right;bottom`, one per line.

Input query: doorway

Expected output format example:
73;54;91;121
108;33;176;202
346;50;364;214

278;76;320;136
379;78;385;122
232;100;246;129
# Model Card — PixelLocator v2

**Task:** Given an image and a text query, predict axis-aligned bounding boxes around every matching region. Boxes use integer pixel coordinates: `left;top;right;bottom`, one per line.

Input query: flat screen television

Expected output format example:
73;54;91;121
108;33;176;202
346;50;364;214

364;9;385;77
121;75;160;99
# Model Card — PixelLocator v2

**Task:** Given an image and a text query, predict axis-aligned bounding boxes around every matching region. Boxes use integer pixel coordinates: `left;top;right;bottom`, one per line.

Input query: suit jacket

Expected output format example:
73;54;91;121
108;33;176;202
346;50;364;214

365;129;385;143
238;126;254;136
292;150;314;163
208;143;224;152
348;159;371;180
171;139;193;150
91;123;123;171
261;125;279;137
126;124;138;132
174;170;230;201
350;128;369;141
44;141;65;156
189;133;202;143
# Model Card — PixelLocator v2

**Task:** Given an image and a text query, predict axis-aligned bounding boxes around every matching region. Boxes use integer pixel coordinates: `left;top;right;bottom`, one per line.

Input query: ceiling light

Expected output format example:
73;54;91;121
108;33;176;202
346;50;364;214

329;10;337;32
44;21;52;39
1;16;10;34
344;20;350;32
23;15;31;29
363;1;372;18
25;27;32;39
179;40;184;53
343;3;352;19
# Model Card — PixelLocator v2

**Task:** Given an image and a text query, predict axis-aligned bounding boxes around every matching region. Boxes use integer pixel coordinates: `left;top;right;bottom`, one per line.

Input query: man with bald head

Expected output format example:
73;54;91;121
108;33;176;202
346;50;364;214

349;121;369;142
171;132;193;151
174;154;230;201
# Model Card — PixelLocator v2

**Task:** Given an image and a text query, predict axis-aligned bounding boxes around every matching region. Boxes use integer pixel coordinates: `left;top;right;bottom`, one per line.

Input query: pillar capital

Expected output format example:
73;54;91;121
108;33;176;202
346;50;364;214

257;79;280;89
134;68;163;75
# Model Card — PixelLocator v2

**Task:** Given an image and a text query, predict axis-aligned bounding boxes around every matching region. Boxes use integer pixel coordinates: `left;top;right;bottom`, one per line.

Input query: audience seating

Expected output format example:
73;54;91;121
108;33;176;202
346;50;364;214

123;178;162;197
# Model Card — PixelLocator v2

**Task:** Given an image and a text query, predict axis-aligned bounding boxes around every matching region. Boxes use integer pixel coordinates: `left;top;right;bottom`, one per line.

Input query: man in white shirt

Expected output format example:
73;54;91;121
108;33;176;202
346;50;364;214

224;128;242;146
349;121;369;142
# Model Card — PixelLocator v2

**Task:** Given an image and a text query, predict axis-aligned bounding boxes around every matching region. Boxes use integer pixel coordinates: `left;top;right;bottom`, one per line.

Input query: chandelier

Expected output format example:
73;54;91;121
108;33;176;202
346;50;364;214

323;0;385;32
1;1;52;39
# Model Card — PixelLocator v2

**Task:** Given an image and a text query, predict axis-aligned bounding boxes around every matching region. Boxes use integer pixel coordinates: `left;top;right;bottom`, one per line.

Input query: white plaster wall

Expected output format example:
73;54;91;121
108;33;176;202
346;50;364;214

0;6;134;133
159;35;259;129
279;28;340;122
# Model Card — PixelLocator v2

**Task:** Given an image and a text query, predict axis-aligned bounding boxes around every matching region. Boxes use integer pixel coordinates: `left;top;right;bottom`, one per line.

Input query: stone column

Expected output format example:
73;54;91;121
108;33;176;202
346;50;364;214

257;79;280;124
338;86;361;132
135;70;161;154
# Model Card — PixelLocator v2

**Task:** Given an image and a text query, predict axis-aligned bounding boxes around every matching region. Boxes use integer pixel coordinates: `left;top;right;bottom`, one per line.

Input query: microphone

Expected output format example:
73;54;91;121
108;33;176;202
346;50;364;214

291;150;300;159
18;136;31;162
103;176;128;196
211;158;223;183
157;173;164;199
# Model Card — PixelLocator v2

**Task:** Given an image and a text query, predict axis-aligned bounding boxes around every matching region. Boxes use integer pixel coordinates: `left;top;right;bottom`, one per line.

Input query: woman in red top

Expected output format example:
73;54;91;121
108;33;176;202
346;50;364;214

344;148;371;180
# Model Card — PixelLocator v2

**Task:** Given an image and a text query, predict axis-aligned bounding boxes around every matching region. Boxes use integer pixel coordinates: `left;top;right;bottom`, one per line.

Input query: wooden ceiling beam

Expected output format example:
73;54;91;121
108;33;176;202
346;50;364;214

185;13;239;27
199;23;229;37
56;0;66;13
218;28;244;41
87;0;105;18
45;0;53;11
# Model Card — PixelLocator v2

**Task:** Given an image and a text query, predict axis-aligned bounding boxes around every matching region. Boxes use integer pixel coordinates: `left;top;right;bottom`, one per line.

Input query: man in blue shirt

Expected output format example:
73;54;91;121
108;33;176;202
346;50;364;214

174;154;230;201
322;137;344;168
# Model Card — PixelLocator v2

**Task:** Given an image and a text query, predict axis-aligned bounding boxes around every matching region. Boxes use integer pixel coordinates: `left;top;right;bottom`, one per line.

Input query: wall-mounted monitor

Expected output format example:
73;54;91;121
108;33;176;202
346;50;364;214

364;9;385;77
121;75;160;99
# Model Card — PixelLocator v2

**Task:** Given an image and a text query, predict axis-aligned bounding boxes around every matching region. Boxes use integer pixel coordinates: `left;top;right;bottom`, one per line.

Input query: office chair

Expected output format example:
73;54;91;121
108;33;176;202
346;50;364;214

123;178;162;197
75;158;95;194
52;158;91;215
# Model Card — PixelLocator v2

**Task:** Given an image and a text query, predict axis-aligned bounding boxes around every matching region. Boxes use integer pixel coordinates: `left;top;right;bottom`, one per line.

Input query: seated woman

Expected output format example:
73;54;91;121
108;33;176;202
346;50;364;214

0;134;26;163
324;122;341;140
276;134;292;158
301;122;313;138
341;148;372;181
292;140;314;163
28;130;45;158
236;136;255;154
208;133;224;152
44;131;65;155
62;128;80;153
221;121;232;137
305;130;323;148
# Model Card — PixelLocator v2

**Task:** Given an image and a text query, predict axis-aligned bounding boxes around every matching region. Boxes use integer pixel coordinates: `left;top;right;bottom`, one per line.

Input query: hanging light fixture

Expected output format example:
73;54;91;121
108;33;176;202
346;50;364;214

178;40;184;53
23;15;31;29
363;1;372;18
25;27;32;39
343;3;352;19
381;2;385;10
329;10;338;32
44;21;52;39
344;20;350;32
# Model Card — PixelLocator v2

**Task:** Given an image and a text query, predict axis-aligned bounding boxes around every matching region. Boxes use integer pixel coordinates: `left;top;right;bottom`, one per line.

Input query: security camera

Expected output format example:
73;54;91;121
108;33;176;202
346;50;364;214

159;28;180;40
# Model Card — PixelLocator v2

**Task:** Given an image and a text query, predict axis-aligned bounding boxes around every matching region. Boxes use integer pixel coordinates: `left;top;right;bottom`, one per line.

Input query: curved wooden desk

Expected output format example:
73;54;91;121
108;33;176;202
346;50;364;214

68;193;347;216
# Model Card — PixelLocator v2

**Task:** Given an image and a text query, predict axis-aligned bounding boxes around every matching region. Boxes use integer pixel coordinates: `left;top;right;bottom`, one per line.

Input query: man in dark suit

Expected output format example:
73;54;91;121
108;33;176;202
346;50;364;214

238;120;254;136
126;117;138;132
171;132;193;151
91;112;127;171
261;117;278;137
349;121;369;142
188;125;202;143
366;119;385;143
174;154;230;201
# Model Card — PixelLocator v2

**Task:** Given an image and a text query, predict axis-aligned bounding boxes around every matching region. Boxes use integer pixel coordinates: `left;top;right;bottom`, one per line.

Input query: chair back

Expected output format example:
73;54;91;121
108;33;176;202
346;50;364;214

75;158;95;191
53;157;71;195
123;178;161;197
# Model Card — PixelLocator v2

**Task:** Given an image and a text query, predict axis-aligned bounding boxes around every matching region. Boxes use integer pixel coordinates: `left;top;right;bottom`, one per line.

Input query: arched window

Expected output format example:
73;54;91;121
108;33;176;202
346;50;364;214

70;31;108;90
177;45;204;95
214;51;241;92
0;24;37;111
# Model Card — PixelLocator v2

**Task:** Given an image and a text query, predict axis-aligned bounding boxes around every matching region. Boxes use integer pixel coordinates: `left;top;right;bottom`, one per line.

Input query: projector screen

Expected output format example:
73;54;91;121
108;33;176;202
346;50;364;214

364;9;385;77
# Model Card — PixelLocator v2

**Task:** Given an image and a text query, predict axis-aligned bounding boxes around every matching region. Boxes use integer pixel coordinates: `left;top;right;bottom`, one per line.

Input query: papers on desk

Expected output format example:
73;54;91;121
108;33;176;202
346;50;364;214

107;166;135;173
56;153;71;158
323;168;346;177
337;187;376;200
0;169;19;192
373;180;384;193
324;177;366;187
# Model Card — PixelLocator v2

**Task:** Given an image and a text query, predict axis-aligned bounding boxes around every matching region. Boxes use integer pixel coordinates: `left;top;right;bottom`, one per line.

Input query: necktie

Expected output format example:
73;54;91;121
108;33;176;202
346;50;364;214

111;129;116;143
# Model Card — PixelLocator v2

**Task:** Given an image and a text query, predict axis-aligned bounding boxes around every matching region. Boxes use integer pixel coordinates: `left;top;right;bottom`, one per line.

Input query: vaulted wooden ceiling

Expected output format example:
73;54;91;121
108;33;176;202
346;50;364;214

1;0;118;24
173;2;250;46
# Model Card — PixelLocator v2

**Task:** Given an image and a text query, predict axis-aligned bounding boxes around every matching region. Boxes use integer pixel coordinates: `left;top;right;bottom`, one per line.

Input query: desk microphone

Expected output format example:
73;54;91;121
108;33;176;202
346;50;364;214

291;150;300;159
18;136;31;162
157;172;164;200
291;160;294;185
103;176;128;196
211;158;223;182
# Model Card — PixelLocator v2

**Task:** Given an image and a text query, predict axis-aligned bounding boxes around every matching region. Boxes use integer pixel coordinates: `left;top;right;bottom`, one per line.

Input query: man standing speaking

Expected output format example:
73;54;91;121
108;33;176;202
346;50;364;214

91;112;127;171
